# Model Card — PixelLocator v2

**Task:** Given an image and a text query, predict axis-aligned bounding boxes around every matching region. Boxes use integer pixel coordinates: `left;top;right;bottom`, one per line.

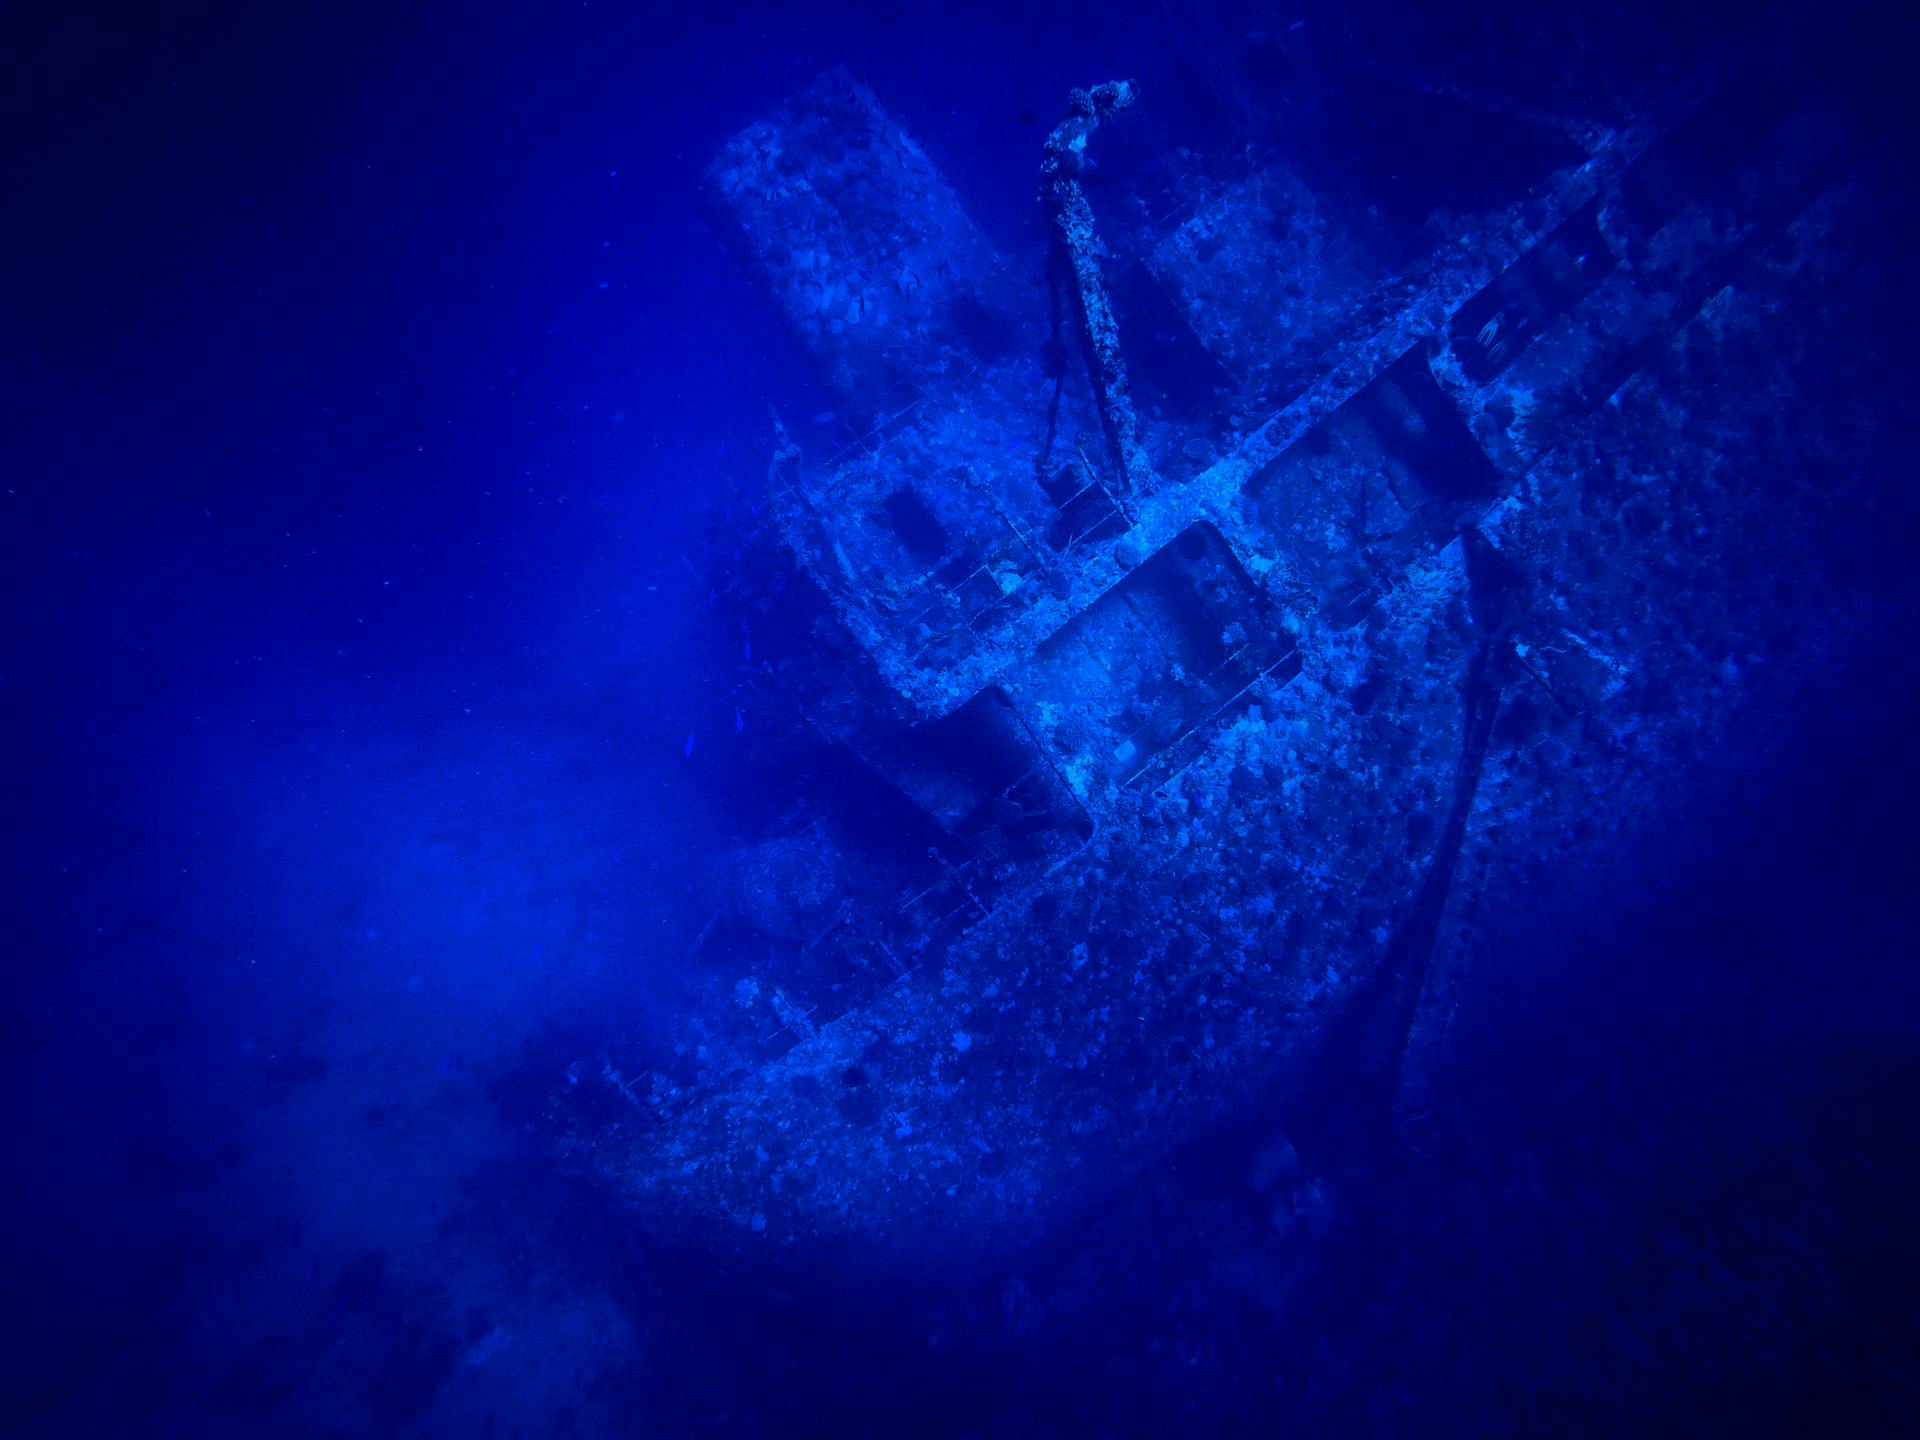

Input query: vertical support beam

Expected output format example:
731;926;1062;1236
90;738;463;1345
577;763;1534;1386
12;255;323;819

1041;80;1155;505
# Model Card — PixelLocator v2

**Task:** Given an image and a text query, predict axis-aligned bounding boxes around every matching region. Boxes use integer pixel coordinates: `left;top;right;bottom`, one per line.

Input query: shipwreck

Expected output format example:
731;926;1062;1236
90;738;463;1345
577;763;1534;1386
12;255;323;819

552;16;1870;1274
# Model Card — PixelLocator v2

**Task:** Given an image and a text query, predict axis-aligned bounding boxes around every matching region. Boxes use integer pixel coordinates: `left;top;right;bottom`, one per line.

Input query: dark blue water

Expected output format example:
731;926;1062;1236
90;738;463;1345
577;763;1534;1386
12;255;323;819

6;1;1918;1433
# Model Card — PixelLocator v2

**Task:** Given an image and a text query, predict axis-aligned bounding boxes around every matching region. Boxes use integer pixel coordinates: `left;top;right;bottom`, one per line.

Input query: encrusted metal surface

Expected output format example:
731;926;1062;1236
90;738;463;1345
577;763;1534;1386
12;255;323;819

560;31;1875;1271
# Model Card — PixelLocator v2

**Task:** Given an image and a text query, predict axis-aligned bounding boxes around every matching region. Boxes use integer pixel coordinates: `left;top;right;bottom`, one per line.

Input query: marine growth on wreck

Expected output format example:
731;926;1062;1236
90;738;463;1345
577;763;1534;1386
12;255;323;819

553;23;1886;1270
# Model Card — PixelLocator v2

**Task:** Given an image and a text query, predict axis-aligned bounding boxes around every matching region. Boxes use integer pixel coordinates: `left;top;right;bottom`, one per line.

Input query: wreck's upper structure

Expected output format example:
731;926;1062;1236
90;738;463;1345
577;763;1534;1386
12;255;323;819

561;15;1875;1271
